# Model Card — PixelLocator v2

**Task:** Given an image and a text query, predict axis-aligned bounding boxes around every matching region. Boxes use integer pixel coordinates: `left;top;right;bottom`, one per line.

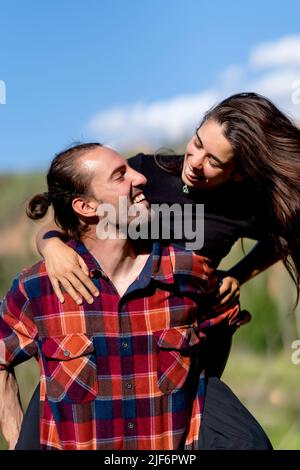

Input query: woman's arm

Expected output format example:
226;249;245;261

216;239;280;307
225;239;280;285
36;222;99;304
36;220;66;257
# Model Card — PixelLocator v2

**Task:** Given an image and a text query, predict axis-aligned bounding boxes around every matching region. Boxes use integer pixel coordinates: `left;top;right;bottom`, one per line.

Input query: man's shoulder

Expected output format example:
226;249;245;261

16;259;49;296
20;259;47;279
164;243;213;280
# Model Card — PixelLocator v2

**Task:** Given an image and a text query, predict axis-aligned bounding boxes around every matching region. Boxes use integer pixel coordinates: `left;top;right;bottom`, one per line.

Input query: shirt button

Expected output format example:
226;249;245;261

128;422;134;429
63;350;70;357
121;341;128;349
126;383;132;390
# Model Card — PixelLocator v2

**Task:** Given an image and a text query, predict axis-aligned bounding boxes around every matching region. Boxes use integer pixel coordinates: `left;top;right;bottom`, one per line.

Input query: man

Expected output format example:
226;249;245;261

0;143;271;450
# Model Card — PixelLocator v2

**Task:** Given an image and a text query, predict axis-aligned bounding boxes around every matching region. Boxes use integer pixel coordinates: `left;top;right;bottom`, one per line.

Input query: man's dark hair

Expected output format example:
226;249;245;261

27;142;102;240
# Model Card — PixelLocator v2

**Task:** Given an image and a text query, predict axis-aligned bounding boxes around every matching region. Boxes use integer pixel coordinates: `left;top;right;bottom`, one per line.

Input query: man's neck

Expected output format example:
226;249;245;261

81;227;150;281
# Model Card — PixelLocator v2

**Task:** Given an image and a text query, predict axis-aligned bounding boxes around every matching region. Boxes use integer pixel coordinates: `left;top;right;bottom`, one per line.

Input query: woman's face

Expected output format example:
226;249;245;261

182;119;240;190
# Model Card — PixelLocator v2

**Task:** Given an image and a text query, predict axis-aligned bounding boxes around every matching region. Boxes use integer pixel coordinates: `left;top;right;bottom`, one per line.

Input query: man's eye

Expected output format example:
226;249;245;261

116;174;125;181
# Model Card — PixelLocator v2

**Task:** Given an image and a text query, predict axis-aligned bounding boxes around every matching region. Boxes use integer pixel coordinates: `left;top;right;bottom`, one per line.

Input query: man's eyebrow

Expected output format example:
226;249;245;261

110;164;127;178
195;130;226;167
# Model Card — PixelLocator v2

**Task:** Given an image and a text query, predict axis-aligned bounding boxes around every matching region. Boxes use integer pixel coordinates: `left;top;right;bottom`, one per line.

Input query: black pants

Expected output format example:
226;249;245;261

15;383;40;450
15;376;272;450
203;324;234;378
199;377;272;449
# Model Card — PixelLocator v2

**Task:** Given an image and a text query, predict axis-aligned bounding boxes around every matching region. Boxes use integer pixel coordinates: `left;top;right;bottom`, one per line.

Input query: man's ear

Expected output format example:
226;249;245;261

72;197;99;218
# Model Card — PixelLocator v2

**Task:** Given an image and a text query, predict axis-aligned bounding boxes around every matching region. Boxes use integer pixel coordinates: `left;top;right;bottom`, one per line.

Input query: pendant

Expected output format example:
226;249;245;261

182;184;189;194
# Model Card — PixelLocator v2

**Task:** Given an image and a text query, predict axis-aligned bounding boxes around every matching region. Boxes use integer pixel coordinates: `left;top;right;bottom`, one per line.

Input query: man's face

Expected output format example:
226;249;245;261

79;146;151;227
182;119;239;190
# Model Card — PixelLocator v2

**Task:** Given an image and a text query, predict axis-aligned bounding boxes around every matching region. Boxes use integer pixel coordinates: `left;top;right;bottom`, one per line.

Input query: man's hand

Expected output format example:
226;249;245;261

0;370;23;450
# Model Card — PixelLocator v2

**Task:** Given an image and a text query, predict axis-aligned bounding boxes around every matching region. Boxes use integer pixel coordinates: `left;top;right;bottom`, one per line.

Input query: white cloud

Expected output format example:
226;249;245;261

85;34;300;150
250;35;300;69
251;69;300;98
87;91;219;150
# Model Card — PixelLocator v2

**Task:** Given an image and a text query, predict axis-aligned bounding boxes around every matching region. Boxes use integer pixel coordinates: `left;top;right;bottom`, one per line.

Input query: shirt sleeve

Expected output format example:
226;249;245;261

194;258;242;330
0;272;38;370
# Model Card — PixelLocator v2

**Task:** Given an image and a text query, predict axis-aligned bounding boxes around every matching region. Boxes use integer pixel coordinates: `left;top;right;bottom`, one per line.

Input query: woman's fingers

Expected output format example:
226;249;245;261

63;273;96;304
59;277;85;305
73;266;100;298
213;276;240;309
78;255;90;277
48;262;100;304
218;277;239;296
218;287;240;305
50;277;65;303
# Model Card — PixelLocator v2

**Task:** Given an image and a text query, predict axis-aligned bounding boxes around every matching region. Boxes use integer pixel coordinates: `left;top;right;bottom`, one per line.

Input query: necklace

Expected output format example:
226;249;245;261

182;184;189;194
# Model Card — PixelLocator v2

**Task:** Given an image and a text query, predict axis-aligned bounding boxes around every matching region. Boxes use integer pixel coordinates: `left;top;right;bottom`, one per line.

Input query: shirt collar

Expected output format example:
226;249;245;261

67;240;206;298
67;240;175;286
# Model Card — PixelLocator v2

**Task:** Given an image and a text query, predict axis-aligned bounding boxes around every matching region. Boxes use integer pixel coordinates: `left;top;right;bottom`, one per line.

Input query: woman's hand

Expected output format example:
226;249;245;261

213;271;251;327
43;238;99;304
216;272;240;307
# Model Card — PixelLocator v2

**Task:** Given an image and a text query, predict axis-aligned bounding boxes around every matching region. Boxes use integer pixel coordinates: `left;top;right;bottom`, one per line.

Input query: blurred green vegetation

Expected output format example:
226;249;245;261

220;240;300;449
0;173;45;294
0;174;300;449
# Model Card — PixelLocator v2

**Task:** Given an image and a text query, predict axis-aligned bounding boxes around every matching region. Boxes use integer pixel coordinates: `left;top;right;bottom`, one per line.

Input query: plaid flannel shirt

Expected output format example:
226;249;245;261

0;241;239;450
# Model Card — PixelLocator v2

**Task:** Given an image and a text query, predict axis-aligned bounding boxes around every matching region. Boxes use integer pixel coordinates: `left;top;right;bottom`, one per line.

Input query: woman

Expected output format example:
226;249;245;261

17;92;300;448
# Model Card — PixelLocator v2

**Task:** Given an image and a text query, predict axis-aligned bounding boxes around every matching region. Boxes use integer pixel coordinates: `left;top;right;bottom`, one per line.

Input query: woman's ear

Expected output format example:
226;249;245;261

72;197;99;218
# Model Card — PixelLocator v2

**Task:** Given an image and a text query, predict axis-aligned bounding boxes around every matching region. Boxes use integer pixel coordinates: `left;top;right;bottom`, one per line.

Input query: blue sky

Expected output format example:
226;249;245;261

0;0;300;171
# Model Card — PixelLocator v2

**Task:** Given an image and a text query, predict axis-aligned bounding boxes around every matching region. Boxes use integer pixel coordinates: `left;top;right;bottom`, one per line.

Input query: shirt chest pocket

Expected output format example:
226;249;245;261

153;326;204;395
41;334;98;403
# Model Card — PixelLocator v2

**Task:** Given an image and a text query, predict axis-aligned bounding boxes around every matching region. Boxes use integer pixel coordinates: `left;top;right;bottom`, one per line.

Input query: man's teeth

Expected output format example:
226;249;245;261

133;193;146;203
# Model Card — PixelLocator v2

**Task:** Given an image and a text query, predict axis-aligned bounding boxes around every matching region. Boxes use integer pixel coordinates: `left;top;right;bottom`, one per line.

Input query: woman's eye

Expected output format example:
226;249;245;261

194;137;202;148
208;157;220;168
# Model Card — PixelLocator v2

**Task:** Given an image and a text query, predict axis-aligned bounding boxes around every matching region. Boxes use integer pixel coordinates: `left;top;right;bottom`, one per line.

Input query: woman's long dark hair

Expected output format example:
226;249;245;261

203;92;300;304
26;142;102;240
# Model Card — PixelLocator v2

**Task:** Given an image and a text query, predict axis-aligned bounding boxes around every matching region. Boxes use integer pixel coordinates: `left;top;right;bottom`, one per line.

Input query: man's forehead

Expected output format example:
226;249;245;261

79;146;125;172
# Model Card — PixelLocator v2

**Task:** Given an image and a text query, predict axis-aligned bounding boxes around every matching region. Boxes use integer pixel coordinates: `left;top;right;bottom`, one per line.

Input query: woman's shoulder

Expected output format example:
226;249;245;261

128;152;184;176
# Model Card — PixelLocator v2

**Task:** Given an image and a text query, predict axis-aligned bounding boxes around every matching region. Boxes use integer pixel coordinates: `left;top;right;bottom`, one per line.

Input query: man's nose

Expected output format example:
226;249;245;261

131;168;147;187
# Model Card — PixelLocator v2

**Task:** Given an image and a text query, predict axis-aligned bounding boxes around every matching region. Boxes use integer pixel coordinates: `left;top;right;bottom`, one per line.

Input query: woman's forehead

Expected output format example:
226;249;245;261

197;120;234;164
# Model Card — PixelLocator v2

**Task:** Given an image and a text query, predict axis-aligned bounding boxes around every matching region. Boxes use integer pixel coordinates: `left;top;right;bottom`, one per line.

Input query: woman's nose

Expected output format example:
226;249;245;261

189;155;204;172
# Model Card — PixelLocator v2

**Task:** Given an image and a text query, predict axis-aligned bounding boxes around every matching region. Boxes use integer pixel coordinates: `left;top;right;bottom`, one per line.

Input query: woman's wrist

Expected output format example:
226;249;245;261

40;234;65;258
